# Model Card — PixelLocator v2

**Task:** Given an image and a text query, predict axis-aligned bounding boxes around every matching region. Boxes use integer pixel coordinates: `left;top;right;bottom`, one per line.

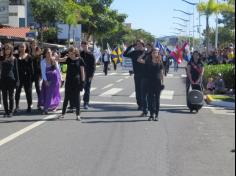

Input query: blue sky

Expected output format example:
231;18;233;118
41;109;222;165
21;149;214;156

111;0;217;38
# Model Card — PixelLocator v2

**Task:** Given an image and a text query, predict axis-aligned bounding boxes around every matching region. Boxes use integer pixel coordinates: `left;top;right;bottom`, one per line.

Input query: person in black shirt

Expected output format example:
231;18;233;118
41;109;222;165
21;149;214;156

30;41;42;109
138;48;164;121
80;41;96;110
0;43;19;117
186;51;204;93
58;47;85;120
137;43;153;116
101;50;111;76
14;43;34;114
123;40;146;110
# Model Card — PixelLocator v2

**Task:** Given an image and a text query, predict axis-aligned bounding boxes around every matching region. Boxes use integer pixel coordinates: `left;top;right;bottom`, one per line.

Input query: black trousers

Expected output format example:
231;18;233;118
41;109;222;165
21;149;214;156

141;78;149;114
2;86;15;114
113;61;117;71
62;85;81;116
134;75;142;108
34;76;41;105
83;77;92;104
103;62;109;75
148;80;161;116
15;80;32;108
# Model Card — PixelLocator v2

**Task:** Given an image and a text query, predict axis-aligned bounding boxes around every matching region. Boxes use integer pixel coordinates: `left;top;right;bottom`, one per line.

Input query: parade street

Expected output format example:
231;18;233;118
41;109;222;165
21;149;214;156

0;65;235;176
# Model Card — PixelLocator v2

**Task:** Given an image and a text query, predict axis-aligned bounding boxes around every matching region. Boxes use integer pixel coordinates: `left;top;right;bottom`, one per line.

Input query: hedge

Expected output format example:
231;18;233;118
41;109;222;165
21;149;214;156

204;64;235;90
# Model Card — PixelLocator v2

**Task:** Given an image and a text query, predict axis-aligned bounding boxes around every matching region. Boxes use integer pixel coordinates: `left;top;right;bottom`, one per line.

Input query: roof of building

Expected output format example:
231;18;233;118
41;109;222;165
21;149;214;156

0;27;30;39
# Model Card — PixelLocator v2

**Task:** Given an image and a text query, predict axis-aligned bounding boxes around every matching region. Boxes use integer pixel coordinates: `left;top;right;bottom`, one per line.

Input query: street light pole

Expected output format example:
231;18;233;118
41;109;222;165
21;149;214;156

215;0;219;49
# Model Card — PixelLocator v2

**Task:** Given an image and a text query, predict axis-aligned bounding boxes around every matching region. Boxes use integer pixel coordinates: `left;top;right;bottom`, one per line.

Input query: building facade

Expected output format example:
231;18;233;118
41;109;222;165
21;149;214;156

0;0;29;27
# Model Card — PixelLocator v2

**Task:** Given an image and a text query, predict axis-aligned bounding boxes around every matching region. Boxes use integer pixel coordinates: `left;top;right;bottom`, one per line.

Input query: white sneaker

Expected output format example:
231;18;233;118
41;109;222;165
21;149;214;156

76;115;81;121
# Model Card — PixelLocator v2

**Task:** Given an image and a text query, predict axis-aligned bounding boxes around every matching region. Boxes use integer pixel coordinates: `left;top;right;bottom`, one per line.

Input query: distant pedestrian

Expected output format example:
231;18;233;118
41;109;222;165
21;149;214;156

102;50;111;76
0;43;19;117
58;47;85;121
39;48;62;115
138;48;164;121
80;41;96;110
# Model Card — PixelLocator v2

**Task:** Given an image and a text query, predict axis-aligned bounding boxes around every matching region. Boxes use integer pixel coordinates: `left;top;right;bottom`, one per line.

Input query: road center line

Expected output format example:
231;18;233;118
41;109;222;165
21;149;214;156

0;115;57;147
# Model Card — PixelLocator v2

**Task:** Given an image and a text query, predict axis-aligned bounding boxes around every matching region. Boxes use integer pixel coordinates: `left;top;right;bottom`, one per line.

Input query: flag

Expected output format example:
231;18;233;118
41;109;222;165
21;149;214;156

170;42;188;64
107;43;112;54
93;43;102;63
155;41;165;55
184;43;191;62
111;47;123;64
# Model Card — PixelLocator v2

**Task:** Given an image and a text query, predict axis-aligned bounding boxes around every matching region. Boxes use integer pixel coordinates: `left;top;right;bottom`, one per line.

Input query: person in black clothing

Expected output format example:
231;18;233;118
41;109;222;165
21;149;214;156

123;40;146;110
30;41;42;109
186;51;204;96
102;50;111;76
138;48;164;121
80;41;96;110
58;47;85;121
14;43;34;113
137;43;153;116
0;43;19;117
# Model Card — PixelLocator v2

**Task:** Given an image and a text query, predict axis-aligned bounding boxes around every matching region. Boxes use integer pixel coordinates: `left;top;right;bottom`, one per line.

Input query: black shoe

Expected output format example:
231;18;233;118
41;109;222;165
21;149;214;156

154;115;159;121
148;116;154;121
7;113;13;118
27;107;32;113
14;107;19;114
3;113;8;118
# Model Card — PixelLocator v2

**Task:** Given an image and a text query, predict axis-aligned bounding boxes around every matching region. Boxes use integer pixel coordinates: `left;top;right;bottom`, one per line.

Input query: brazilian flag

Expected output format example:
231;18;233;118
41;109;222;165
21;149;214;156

111;47;123;64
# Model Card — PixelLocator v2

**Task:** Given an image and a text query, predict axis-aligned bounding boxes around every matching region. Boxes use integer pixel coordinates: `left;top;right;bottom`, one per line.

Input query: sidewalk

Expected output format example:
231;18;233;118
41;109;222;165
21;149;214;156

205;94;235;109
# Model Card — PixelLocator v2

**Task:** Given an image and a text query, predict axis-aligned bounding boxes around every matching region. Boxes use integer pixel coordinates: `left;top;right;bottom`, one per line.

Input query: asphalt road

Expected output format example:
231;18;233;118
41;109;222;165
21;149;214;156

0;64;235;176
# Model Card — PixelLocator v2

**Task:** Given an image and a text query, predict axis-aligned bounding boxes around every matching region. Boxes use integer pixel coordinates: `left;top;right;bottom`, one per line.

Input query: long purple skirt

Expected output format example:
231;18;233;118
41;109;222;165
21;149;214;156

39;67;61;111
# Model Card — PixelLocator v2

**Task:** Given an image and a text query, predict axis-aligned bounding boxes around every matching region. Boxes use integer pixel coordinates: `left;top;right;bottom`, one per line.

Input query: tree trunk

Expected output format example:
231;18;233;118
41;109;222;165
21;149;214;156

206;15;210;57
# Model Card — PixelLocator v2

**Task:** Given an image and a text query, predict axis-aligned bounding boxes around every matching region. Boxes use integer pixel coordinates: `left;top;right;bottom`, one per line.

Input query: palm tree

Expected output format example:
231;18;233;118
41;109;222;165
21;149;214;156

197;0;235;55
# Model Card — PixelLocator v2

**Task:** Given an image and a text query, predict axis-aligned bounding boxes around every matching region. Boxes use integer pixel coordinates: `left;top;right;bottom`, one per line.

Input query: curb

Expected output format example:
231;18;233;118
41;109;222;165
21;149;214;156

205;95;235;108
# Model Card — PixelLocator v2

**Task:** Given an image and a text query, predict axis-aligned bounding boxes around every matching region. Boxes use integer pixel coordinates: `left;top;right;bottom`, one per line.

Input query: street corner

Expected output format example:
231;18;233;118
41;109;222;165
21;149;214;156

205;94;235;109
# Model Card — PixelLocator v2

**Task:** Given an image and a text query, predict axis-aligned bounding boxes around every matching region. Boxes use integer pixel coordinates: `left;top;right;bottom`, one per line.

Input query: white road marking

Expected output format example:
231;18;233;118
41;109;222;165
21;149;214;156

125;76;130;79
116;79;123;83
100;88;123;97
109;73;117;76
210;108;235;116
181;74;187;78
102;84;114;90
167;74;174;77
95;73;103;76
161;90;174;100
122;73;130;76
0;115;58;147
129;92;136;98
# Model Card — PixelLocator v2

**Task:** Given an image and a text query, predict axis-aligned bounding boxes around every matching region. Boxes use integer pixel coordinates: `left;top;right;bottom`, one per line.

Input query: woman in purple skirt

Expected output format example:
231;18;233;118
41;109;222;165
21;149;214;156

39;48;61;115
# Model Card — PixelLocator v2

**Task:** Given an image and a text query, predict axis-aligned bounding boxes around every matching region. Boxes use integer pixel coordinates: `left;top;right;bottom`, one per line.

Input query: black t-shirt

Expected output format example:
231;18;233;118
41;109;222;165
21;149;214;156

80;51;96;78
0;58;18;83
188;60;204;82
146;58;163;80
17;54;34;81
65;57;85;85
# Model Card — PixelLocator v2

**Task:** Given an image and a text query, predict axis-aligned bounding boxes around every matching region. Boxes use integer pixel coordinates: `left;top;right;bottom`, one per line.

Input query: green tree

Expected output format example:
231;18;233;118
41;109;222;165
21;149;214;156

197;0;235;54
63;0;92;46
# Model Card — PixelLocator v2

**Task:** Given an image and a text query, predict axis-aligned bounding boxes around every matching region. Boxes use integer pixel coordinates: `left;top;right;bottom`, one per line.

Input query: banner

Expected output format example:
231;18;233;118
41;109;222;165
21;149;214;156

122;57;133;71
